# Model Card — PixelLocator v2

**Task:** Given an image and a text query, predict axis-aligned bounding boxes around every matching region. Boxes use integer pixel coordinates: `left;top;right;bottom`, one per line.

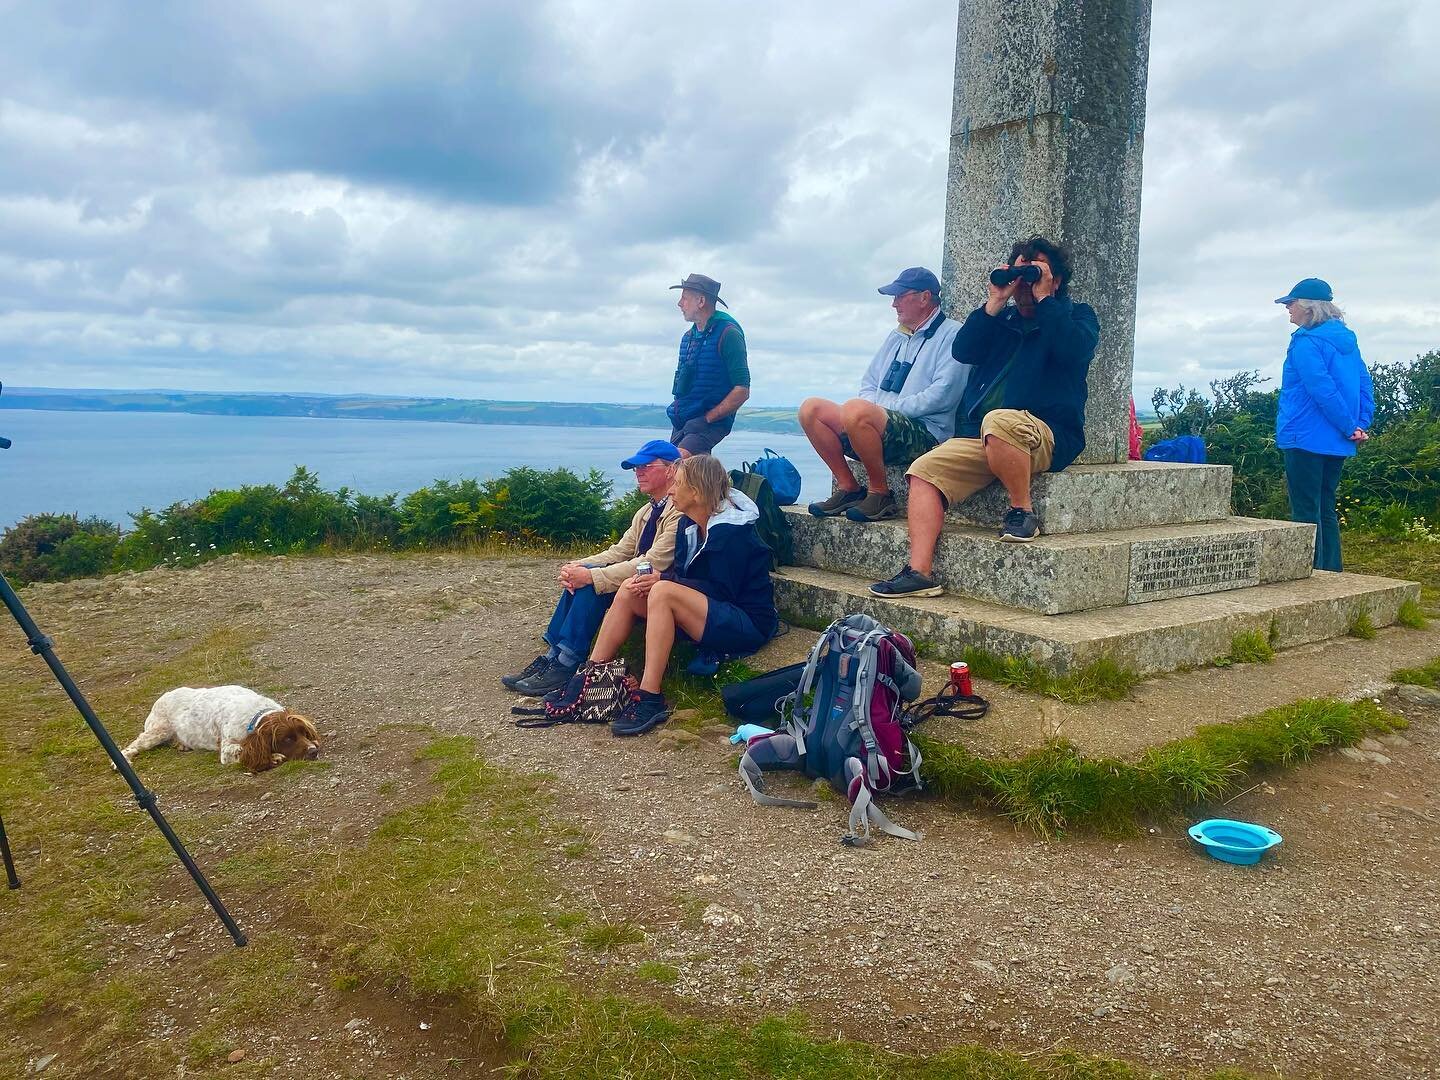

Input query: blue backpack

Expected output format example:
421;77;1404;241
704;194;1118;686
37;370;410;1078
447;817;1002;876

742;448;801;506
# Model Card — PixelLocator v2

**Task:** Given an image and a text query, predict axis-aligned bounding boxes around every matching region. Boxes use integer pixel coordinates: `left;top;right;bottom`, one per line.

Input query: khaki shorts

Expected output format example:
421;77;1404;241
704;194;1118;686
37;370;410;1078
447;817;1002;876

905;409;1055;506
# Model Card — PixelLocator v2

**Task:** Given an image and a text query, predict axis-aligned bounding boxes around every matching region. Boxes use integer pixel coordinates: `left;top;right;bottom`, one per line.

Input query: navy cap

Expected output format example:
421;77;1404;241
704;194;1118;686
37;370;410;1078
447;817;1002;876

877;267;941;297
621;439;682;469
1275;277;1333;304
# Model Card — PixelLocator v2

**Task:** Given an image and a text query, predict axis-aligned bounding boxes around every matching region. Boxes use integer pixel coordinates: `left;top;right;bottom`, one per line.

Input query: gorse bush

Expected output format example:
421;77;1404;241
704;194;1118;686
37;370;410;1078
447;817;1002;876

4;465;637;583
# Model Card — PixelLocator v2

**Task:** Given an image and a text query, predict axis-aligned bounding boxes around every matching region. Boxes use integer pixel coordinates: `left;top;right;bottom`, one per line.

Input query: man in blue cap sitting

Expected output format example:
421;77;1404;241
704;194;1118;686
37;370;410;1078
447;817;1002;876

501;439;683;695
800;267;967;522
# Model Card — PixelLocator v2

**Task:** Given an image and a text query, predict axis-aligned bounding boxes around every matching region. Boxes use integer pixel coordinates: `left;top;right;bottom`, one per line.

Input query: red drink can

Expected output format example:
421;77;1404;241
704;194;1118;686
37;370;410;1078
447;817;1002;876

949;661;972;695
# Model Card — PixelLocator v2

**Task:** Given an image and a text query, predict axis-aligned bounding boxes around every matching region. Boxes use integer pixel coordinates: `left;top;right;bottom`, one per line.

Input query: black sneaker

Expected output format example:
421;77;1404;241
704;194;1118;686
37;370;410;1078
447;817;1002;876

611;691;670;737
514;658;578;696
502;654;550;690
808;488;865;517
999;506;1040;543
869;565;943;598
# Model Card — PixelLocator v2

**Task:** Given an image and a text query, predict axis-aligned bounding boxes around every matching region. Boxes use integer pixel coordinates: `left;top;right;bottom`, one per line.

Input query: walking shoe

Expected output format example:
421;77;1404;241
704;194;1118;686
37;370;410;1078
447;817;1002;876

843;490;898;522
501;654;550;690
514;658;578;696
999;506;1041;542
808;488;865;517
611;690;670;736
869;565;943;598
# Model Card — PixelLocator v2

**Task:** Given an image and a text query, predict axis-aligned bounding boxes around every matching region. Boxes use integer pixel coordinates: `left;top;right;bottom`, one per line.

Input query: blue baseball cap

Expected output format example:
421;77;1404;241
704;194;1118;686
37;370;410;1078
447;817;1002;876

877;267;941;297
1275;277;1333;304
620;439;682;469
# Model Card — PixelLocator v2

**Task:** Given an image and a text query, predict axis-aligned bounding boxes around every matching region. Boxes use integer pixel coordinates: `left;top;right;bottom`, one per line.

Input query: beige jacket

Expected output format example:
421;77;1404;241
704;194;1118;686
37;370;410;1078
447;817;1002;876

583;497;682;594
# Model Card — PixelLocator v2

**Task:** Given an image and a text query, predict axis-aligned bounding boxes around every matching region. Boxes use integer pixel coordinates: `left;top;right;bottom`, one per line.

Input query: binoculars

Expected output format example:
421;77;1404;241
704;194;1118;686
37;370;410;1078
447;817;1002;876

880;359;914;393
989;264;1042;287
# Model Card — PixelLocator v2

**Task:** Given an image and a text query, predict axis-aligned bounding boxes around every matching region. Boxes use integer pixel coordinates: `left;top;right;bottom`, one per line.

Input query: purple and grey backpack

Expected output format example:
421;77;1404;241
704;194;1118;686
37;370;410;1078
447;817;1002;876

738;614;925;843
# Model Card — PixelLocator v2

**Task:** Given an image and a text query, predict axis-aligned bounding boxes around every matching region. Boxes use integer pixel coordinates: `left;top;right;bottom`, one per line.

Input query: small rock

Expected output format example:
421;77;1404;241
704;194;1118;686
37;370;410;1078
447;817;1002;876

1395;684;1440;707
344;1018;365;1032
701;903;743;928
614;784;633;793
1105;963;1135;987
699;724;734;739
670;708;701;723
227;1049;247;1064
1093;1005;1114;1018
31;1054;57;1073
1139;944;1155;955
657;729;701;749
1379;733;1412;748
968;960;997;975
663;828;698;847
1357;737;1387;753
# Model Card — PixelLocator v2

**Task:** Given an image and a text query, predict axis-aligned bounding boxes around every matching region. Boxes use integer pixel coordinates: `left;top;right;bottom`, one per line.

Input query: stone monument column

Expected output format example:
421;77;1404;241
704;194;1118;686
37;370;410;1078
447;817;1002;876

942;1;1151;464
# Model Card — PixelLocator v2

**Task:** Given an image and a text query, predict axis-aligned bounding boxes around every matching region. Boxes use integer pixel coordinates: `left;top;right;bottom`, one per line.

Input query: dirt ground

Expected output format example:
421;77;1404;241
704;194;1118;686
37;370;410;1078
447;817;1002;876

6;552;1440;1079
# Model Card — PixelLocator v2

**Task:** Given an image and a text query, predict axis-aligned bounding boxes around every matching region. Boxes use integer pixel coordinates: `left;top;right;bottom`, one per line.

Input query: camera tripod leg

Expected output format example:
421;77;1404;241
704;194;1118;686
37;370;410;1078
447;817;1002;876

0;572;246;945
0;811;18;889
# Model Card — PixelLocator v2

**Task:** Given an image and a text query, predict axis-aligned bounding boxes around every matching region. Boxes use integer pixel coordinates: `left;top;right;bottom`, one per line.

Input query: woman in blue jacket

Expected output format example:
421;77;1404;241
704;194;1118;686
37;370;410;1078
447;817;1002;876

568;453;778;737
1273;278;1374;571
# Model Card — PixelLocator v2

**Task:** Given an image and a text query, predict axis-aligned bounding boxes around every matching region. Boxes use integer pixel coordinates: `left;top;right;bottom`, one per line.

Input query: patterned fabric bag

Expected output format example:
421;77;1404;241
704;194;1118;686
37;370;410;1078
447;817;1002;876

512;659;634;728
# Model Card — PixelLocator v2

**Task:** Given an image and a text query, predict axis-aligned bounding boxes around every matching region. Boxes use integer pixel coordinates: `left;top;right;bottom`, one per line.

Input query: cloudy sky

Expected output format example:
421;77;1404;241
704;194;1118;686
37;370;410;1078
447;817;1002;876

2;1;1436;411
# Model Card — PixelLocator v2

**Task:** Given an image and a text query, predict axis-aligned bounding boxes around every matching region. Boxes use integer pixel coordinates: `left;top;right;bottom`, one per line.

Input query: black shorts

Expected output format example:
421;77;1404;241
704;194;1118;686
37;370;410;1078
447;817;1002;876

670;416;733;455
699;599;768;655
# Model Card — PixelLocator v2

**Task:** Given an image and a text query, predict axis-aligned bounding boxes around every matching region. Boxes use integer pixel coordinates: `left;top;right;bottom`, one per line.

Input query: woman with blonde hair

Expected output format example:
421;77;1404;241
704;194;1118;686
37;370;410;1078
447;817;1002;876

552;453;778;736
1273;277;1373;571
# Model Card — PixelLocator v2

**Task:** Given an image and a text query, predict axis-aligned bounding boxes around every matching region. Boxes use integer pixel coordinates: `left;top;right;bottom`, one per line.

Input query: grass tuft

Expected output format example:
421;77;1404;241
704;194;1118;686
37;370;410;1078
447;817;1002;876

917;697;1404;836
1223;630;1275;666
1392;655;1440;688
960;649;1140;704
1396;597;1429;629
1348;611;1377;640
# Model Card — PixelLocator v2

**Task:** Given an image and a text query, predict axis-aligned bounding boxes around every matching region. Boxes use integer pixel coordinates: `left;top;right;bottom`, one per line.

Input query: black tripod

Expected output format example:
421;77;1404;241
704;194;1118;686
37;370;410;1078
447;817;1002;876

0;389;245;944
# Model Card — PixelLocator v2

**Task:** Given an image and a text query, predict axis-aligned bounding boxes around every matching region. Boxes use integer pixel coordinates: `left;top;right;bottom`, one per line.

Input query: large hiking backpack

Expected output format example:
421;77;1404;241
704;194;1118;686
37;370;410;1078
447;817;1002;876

728;466;794;569
738;614;925;842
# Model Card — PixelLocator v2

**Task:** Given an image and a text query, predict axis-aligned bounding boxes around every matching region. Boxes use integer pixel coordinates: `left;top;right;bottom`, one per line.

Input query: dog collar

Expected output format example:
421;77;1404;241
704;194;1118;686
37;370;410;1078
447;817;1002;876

246;709;280;734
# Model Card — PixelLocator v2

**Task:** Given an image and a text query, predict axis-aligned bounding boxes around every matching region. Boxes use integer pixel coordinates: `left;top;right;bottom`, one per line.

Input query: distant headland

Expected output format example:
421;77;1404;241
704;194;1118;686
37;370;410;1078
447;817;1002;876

0;386;807;435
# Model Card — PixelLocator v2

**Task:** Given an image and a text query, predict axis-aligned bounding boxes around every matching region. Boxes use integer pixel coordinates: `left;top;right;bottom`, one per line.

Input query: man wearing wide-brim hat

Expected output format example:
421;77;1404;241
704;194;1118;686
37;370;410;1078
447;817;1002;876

666;273;750;456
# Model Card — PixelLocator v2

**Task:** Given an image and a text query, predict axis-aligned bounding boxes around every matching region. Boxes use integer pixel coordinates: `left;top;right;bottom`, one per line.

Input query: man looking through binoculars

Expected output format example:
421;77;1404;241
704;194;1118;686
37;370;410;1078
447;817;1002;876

871;236;1100;598
800;267;967;523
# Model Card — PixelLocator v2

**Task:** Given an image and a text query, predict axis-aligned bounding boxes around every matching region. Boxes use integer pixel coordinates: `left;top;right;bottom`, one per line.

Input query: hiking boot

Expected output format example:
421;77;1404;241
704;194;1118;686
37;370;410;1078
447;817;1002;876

843;490;897;523
611;690;670;737
514;658;578;696
501;654;550;691
808;487;864;517
869;565;943;598
999;506;1041;543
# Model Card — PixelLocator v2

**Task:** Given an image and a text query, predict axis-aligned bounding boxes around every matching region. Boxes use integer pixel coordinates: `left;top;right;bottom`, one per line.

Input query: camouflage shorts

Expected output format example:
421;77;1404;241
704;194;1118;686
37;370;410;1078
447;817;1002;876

839;409;937;468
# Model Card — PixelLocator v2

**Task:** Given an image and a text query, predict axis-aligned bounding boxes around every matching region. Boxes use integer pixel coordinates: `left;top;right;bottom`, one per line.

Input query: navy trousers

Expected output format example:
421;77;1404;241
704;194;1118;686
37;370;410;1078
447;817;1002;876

1283;448;1345;572
543;584;613;666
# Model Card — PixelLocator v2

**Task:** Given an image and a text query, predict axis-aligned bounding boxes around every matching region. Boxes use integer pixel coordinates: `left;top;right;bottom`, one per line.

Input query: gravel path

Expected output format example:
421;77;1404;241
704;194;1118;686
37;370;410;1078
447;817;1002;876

17;553;1440;1079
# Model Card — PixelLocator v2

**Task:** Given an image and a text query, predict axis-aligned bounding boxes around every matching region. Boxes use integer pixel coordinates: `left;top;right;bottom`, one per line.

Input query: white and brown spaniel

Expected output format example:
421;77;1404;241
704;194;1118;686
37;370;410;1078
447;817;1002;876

122;685;321;773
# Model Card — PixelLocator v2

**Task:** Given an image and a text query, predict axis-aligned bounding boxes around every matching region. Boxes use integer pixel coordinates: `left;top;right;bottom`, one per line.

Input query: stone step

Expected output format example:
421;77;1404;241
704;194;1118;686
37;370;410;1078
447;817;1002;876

785;509;1317;615
838;460;1233;534
774;565;1419;677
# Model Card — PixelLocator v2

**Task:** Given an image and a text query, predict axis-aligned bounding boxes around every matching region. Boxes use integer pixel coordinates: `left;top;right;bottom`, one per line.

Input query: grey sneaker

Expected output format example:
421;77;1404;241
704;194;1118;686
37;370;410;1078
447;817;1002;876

808;488;864;517
844;491;897;522
1000;506;1041;542
514;658;578;696
869;565;943;598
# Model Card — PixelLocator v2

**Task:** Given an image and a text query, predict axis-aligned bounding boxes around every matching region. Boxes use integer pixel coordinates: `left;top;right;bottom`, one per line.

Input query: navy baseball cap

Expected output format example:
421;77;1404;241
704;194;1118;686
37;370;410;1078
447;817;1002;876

621;439;682;469
1275;277;1333;304
878;267;941;297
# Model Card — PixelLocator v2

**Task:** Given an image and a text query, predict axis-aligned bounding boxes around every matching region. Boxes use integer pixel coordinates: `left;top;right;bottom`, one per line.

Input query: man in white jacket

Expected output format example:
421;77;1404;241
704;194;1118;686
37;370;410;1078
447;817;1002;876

799;267;968;522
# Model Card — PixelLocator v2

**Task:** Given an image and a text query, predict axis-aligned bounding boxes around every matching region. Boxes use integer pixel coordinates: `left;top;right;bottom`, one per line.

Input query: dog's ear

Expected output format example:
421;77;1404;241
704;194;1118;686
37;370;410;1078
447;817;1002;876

294;714;319;742
237;724;279;773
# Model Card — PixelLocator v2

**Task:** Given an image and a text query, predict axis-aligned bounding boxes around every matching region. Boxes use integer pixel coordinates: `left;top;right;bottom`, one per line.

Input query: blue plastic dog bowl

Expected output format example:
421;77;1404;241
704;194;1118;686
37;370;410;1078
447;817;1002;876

1188;819;1283;865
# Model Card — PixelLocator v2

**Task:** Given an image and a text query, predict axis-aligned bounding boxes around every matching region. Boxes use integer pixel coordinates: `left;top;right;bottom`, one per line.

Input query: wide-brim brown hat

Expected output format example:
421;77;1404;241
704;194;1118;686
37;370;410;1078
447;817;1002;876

669;272;728;307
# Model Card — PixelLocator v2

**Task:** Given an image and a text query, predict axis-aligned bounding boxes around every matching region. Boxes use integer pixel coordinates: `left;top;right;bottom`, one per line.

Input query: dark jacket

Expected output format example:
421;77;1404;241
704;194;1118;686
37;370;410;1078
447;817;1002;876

949;294;1100;471
662;491;778;639
668;310;749;428
1276;318;1374;458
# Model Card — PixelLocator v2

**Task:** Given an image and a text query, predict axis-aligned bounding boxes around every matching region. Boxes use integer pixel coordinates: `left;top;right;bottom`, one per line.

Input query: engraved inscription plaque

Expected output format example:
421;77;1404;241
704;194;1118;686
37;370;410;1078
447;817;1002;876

1127;534;1261;603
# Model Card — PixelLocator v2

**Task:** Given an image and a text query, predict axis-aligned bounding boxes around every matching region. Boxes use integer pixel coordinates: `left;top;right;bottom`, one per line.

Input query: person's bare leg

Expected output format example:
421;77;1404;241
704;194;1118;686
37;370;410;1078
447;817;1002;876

588;589;648;662
639;581;710;693
839;398;891;493
907;478;946;576
983;436;1034;510
798;397;860;490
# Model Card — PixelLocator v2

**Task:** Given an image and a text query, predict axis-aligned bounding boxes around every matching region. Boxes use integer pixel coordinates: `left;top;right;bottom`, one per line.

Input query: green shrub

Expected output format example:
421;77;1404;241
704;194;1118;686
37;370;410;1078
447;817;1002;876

0;514;120;583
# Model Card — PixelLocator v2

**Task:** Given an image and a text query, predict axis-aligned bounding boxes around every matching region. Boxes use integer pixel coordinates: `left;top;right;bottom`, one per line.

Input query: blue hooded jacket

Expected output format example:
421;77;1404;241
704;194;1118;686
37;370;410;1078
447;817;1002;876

1276;318;1375;458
